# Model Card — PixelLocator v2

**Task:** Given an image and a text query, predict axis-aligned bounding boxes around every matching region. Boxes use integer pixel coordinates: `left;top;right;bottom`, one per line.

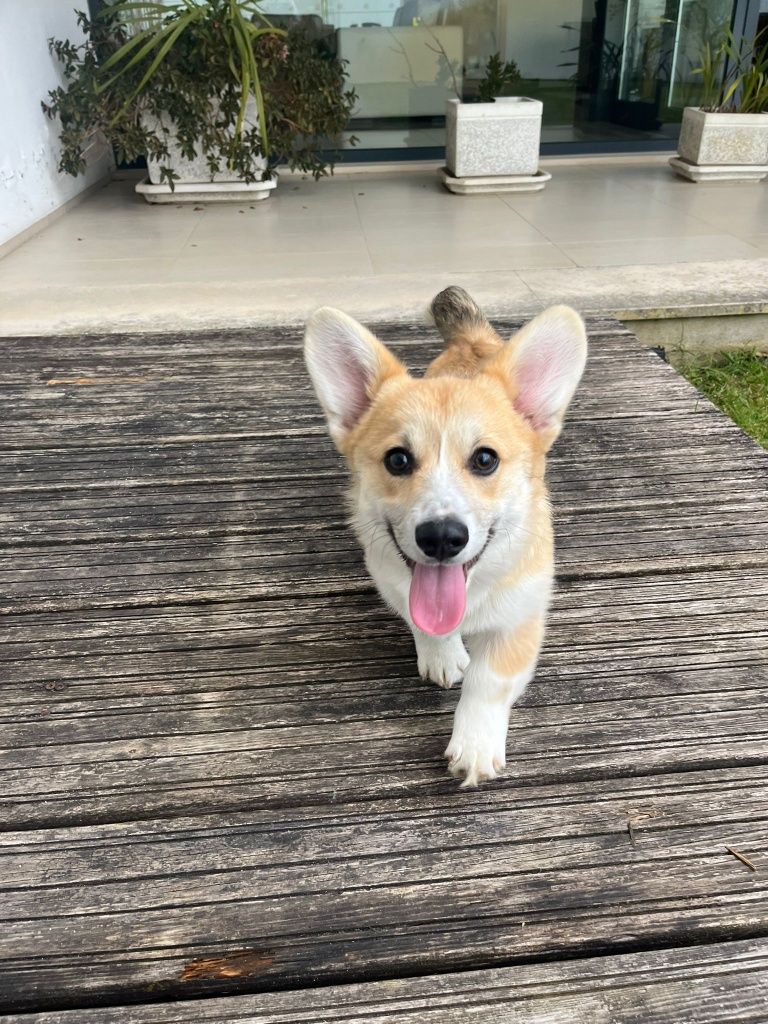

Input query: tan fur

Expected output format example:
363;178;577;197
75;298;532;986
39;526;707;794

493;470;553;591
345;373;536;515
365;344;409;409
489;617;546;690
425;324;503;379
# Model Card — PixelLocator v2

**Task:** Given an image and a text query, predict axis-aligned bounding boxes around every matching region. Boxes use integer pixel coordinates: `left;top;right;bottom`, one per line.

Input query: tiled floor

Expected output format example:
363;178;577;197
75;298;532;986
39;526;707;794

2;155;768;334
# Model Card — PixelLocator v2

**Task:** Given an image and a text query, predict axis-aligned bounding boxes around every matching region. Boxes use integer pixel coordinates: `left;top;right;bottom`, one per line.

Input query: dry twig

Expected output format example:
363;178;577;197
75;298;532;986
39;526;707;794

725;846;757;872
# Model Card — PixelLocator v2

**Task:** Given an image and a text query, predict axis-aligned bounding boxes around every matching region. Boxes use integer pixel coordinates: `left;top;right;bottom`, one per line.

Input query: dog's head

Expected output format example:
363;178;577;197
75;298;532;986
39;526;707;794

304;299;586;636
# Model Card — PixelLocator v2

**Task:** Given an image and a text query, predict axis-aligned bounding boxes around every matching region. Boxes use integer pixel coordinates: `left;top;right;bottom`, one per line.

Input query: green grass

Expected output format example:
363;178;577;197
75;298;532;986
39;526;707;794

683;350;768;449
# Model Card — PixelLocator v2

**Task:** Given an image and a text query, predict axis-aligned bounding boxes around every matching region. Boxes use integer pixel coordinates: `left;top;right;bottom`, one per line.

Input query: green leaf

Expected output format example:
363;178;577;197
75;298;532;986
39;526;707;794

101;1;172;10
99;24;162;75
125;11;199;96
103;10;200;123
229;7;271;153
721;79;739;106
243;23;286;38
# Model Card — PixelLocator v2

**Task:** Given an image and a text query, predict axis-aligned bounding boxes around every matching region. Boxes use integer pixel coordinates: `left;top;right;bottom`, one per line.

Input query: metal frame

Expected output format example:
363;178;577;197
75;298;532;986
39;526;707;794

733;0;761;38
336;138;679;164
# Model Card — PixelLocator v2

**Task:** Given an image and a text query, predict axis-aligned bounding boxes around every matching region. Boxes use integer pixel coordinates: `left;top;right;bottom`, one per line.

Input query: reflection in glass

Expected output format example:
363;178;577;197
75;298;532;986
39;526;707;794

259;0;741;151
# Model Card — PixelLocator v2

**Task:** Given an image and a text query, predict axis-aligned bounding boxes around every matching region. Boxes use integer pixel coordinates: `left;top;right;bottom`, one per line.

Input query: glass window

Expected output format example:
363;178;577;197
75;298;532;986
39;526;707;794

261;0;748;152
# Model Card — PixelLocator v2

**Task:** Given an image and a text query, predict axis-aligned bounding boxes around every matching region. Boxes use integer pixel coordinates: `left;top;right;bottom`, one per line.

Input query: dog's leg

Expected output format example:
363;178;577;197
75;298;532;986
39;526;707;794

413;631;469;689
445;616;544;787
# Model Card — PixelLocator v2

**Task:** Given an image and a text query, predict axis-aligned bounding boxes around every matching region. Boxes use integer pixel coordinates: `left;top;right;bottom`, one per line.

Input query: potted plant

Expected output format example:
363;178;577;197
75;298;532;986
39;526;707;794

670;28;768;182
43;1;356;202
440;52;550;194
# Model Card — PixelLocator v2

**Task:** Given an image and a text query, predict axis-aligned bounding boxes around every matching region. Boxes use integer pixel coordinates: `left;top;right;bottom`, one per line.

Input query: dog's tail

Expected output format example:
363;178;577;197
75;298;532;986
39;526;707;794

430;286;487;342
427;286;502;377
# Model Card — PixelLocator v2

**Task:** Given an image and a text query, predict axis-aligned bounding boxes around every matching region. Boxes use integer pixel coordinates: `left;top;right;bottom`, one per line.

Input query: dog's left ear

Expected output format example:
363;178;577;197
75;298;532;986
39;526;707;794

305;307;407;449
488;305;587;449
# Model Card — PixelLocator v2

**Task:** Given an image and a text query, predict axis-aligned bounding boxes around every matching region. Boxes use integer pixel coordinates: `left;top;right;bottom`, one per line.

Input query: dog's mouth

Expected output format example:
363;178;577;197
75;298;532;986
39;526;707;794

386;522;495;637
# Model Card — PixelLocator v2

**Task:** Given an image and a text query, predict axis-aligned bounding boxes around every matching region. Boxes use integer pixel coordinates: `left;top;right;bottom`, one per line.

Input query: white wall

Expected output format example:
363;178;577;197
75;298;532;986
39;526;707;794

0;2;113;248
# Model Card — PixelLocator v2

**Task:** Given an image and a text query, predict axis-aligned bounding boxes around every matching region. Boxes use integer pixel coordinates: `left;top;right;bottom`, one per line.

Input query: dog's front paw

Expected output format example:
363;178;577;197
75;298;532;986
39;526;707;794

416;633;470;689
444;699;508;787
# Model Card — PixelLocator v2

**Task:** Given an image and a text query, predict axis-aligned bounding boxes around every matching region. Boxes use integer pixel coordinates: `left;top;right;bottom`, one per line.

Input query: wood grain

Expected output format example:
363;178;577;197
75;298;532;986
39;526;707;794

1;938;766;1023
1;318;766;1018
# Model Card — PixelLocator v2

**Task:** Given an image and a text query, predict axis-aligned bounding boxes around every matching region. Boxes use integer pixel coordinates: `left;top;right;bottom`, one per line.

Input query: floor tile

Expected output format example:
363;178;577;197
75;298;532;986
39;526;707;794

0;256;176;287
742;234;768;254
181;229;370;256
2;160;768;335
558;234;764;267
369;241;574;274
187;209;364;244
6;220;197;261
360;210;549;248
165;248;374;283
512;210;720;244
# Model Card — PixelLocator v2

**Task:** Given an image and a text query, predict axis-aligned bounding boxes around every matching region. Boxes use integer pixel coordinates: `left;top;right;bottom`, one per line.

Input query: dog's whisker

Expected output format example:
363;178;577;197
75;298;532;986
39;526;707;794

501;522;551;545
358;521;394;559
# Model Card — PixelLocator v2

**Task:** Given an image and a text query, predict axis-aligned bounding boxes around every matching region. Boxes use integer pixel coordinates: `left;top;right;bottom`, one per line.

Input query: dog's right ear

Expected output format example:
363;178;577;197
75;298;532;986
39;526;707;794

304;308;407;449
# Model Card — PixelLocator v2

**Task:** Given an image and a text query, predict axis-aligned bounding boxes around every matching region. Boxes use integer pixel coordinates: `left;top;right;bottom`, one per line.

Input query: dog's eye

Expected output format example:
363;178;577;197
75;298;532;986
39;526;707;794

384;447;414;476
470;447;499;475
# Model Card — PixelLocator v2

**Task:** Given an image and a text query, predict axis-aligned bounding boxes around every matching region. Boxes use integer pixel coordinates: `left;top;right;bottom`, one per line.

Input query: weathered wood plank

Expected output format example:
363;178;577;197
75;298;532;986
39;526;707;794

2;938;766;1024
3;765;765;886
2;568;766;690
0;372;718;428
0;414;757;472
0;403;739;446
1;502;766;613
0;317;630;367
0;322;750;451
4;445;762;513
3;567;765;655
0;567;765;828
1;318;766;1019
0;769;766;1012
3;702;765;820
1;452;764;506
1;327;763;624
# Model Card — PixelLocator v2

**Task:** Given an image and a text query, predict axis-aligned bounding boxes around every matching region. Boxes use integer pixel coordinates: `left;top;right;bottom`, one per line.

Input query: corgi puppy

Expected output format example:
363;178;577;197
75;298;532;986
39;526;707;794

304;287;587;787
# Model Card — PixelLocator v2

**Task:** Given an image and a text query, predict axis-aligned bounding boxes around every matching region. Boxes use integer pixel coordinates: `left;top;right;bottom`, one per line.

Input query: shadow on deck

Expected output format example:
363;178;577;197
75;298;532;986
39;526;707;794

1;318;767;1022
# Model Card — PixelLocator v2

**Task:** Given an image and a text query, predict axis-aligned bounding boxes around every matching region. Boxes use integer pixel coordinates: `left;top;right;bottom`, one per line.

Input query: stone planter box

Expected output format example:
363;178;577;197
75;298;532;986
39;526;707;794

670;107;768;182
137;100;274;202
443;96;547;194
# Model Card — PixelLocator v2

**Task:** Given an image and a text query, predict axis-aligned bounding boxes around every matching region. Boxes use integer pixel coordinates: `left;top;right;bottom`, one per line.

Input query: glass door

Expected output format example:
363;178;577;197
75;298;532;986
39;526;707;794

575;0;734;138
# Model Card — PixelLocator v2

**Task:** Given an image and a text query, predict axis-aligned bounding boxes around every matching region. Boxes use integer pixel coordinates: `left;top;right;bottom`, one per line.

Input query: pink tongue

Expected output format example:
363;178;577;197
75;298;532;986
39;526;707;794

409;563;466;636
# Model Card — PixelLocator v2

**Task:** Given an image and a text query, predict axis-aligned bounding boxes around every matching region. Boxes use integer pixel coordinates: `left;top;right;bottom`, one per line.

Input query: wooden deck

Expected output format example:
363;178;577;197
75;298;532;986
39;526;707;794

1;318;767;1022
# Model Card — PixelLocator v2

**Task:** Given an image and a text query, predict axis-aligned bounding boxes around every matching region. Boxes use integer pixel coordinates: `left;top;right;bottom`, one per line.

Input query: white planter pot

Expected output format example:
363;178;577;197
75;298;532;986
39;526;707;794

445;96;543;179
677;107;768;165
135;177;277;204
671;107;768;182
141;97;271;195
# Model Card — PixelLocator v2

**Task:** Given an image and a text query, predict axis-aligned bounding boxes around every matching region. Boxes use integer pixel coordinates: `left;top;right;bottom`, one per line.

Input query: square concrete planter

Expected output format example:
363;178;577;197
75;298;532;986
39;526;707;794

670;107;768;182
137;100;275;203
443;96;547;194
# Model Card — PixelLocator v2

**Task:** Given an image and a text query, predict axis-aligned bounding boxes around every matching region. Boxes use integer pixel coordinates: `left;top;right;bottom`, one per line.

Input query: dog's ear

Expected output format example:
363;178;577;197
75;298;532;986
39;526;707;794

487;305;587;449
305;308;407;448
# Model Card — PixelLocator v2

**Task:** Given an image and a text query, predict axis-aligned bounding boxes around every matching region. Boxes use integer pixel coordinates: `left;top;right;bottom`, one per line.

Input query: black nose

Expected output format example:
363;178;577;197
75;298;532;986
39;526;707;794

415;518;469;561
